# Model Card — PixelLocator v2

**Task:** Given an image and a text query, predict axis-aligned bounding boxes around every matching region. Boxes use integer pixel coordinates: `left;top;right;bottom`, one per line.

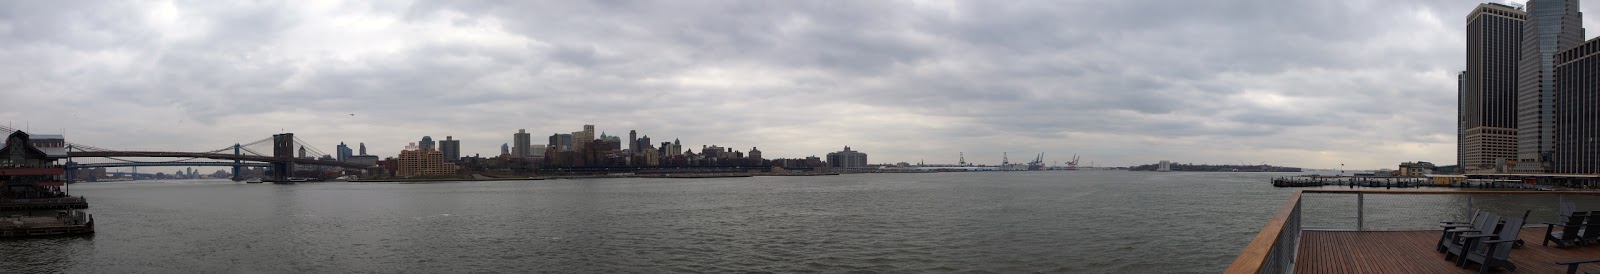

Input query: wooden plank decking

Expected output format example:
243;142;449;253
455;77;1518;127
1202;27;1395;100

1296;228;1600;273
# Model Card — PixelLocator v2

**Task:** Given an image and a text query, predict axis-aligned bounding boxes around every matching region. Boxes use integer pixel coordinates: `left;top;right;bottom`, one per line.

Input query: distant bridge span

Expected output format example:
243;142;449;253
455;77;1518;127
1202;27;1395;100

69;161;274;169
69;151;371;169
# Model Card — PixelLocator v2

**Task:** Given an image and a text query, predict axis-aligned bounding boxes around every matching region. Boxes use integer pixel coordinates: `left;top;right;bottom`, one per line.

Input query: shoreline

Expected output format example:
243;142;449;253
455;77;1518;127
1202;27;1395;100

347;172;848;183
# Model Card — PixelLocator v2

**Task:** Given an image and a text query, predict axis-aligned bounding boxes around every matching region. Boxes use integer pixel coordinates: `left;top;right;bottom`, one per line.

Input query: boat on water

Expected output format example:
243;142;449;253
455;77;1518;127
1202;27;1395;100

245;178;263;184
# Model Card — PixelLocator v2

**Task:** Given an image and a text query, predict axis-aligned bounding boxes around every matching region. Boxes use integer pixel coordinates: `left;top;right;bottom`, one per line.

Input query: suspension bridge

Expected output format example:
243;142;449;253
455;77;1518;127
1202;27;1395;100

1;125;370;182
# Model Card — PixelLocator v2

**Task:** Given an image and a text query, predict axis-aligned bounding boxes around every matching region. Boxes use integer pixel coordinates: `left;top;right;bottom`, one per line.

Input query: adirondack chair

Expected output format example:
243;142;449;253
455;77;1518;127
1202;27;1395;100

1545;213;1586;247
1440;211;1490;252
1515;210;1531;248
1445;213;1500;261
1555;258;1600;274
1578;211;1600;246
1443;209;1484;226
1561;202;1590;218
1459;217;1524;273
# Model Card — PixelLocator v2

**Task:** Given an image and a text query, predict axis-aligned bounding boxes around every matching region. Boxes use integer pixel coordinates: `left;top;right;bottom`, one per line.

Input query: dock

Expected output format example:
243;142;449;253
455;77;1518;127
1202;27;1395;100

1270;176;1545;190
635;173;753;178
753;172;841;176
1228;190;1600;274
0;197;88;210
1;210;94;238
1294;229;1600;273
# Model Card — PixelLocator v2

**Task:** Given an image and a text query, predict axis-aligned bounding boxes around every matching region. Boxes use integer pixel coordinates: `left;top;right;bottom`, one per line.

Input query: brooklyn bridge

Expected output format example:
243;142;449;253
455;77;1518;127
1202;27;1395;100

1;125;369;182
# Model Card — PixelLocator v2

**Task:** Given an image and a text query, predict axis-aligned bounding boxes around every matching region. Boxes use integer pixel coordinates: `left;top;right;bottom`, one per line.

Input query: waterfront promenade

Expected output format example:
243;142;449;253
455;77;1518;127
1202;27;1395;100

1230;189;1600;273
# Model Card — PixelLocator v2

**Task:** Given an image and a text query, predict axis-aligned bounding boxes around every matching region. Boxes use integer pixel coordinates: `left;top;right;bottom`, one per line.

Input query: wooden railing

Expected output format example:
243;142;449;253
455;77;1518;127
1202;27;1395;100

1225;191;1301;274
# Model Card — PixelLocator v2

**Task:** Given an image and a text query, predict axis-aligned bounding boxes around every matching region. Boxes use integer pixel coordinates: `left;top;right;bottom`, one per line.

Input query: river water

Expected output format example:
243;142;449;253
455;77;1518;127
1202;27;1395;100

2;171;1302;273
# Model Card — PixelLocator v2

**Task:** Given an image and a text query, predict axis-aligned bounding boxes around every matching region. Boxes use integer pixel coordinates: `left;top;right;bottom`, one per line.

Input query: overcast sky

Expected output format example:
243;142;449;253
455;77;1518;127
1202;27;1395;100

3;0;1594;170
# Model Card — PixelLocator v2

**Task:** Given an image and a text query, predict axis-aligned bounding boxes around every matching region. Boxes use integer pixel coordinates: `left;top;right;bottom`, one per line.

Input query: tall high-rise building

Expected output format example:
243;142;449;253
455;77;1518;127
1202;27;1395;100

513;129;531;158
419;136;435;151
1459;70;1467;169
548;134;560;151
826;146;868;168
528;145;546;157
1462;3;1525;174
629;130;637;150
629;130;638;156
501;143;510;156
559;134;573;152
572;125;595;152
1514;0;1584;173
440;136;461;162
359;142;367;156
336;142;352;162
1553;37;1600;173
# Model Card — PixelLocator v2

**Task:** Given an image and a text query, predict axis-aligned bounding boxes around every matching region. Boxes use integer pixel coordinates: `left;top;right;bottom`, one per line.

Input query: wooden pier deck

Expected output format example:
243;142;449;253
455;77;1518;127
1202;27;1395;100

1295;228;1600;273
1;211;94;238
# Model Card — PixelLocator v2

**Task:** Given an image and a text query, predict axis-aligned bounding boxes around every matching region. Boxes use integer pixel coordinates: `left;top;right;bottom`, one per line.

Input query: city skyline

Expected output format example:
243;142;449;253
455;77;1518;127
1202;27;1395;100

16;1;1600;169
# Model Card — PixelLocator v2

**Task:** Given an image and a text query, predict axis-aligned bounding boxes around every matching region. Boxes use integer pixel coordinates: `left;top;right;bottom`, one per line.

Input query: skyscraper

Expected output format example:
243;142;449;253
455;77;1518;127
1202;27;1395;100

359;142;367;156
1553;36;1600;173
548;134;560;152
513;129;531;158
501;143;510;156
1459;70;1467;169
629;130;637;153
440;136;461;162
1514;0;1584;173
572;125;595;152
1462;3;1525;173
336;142;352;162
419;136;435;151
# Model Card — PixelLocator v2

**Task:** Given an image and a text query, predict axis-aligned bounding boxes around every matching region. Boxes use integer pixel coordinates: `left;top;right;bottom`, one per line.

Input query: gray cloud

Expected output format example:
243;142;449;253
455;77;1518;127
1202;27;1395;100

0;0;1555;170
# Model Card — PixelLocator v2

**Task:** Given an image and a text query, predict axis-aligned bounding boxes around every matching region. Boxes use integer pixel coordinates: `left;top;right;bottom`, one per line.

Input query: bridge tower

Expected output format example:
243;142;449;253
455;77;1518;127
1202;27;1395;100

231;143;243;181
272;133;296;182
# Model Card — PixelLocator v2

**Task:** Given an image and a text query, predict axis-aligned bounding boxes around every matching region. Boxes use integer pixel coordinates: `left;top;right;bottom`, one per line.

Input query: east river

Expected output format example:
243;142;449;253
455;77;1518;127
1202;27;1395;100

2;171;1301;273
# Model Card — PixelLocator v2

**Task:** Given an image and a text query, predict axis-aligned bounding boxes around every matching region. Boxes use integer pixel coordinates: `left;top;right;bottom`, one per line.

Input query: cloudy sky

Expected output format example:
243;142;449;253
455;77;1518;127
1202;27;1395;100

2;0;1591;170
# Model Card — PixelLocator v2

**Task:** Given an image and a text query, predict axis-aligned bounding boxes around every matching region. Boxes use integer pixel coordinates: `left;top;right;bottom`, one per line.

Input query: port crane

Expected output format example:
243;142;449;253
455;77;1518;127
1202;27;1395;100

1066;154;1081;170
1028;153;1045;170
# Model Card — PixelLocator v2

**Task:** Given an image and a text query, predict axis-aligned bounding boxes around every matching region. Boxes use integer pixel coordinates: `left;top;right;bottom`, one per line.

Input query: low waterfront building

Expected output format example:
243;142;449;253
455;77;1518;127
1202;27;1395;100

0;130;86;210
1397;161;1436;177
396;144;458;178
346;155;379;167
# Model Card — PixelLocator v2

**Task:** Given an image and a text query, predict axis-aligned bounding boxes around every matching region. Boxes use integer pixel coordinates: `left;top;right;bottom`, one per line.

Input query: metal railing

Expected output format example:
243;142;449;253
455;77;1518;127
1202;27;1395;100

1299;189;1600;231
